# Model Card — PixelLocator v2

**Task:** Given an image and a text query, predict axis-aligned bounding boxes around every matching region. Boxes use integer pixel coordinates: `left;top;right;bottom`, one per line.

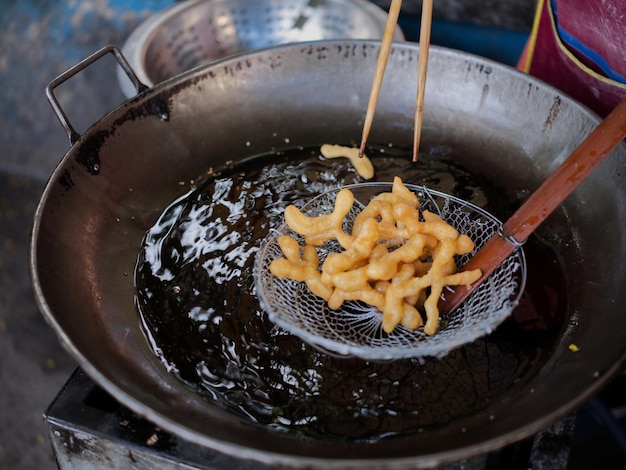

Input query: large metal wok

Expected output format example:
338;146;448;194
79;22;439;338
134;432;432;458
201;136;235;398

31;41;626;468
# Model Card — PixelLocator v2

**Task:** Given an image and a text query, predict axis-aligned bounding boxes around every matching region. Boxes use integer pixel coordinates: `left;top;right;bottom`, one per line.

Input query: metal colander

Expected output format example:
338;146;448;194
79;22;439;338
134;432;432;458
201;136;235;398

255;182;526;361
118;0;404;97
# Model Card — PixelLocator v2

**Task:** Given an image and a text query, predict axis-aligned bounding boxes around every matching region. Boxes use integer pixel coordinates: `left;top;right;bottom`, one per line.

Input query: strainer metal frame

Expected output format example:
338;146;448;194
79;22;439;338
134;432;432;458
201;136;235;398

255;182;526;361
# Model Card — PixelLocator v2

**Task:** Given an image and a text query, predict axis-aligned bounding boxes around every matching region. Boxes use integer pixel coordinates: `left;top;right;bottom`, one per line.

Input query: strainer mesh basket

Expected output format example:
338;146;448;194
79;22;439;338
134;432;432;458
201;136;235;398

255;182;525;360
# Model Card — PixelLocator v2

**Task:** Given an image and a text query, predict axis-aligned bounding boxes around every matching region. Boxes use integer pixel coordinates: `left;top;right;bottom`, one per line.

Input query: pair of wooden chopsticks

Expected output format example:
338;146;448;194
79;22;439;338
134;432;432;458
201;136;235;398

359;0;434;162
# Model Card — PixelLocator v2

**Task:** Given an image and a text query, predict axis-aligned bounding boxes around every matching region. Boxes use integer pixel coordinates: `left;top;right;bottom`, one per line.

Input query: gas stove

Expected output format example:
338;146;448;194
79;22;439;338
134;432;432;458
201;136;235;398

45;368;626;469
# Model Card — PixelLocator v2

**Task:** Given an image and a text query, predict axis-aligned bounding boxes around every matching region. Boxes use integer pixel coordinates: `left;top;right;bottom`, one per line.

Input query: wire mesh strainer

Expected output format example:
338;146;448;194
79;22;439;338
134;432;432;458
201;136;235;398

255;182;526;361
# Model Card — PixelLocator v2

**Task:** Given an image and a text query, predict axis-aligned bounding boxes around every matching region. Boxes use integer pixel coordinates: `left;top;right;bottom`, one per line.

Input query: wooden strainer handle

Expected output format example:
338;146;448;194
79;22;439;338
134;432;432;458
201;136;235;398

440;97;626;315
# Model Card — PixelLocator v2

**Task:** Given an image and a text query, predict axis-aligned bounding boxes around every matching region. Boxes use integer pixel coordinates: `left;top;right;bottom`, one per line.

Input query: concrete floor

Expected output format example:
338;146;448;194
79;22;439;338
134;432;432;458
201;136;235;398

0;3;173;468
0;173;78;469
0;1;536;469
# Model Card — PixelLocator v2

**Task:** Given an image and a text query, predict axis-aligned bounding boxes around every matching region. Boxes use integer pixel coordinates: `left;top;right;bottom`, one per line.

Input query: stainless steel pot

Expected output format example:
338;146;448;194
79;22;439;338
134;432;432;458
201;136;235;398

31;41;626;468
117;0;405;97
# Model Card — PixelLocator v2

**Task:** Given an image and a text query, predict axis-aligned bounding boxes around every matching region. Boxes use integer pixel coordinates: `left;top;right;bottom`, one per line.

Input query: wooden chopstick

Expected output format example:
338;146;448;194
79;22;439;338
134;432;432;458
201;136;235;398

413;0;433;162
359;0;434;161
358;0;402;158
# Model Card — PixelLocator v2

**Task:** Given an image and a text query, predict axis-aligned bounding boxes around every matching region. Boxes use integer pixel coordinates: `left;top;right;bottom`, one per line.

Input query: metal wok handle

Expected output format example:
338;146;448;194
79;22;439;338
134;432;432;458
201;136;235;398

46;44;148;145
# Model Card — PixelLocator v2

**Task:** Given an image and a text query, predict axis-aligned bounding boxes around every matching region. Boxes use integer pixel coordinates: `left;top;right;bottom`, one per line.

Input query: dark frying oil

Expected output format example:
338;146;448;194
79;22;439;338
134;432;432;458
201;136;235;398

134;147;568;442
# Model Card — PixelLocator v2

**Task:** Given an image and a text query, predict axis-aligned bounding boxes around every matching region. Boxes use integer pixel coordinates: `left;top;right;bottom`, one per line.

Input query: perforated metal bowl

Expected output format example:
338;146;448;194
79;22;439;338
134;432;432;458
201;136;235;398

118;0;405;97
